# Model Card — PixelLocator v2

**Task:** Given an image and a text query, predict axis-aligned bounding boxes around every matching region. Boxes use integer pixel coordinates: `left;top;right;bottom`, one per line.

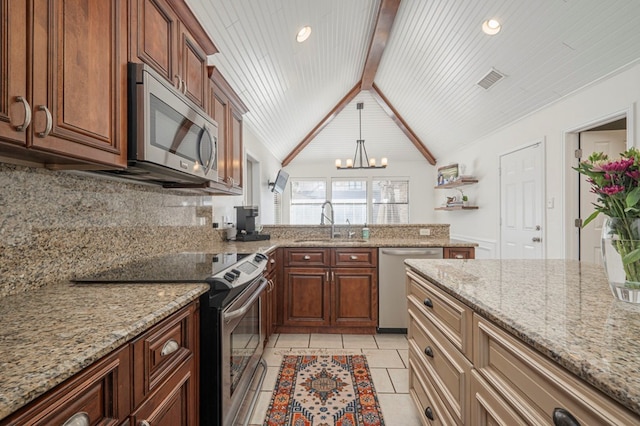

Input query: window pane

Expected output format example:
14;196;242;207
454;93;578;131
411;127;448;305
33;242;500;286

332;180;367;224
290;179;326;224
372;180;409;224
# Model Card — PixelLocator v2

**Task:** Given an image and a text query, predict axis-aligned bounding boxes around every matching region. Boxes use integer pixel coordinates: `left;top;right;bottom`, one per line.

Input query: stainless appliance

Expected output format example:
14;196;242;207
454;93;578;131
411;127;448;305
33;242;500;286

73;251;269;426
103;62;218;185
378;247;443;332
235;206;270;242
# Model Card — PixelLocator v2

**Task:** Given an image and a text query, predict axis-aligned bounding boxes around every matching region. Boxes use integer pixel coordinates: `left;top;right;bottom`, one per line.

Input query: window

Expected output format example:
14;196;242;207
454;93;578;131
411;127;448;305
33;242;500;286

372;179;409;224
290;180;326;224
331;179;367;224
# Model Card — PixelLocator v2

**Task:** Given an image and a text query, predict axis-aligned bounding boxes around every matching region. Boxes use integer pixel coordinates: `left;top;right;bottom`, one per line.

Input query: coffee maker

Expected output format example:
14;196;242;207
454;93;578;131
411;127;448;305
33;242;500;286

234;206;270;241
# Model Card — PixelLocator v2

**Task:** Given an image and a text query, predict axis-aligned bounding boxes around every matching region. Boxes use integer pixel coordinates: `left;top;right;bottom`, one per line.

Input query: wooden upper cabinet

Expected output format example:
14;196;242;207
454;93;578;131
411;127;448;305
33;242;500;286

131;0;211;109
209;84;229;187
0;1;29;148
230;108;243;189
0;0;128;168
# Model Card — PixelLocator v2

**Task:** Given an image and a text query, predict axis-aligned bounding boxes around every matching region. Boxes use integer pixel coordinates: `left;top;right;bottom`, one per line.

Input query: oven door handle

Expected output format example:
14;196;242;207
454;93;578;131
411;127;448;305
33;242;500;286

224;277;268;323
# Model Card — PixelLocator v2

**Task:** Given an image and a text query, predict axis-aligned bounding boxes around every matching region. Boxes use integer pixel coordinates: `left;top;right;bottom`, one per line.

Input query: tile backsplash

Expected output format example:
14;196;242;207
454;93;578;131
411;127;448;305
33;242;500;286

0;163;218;297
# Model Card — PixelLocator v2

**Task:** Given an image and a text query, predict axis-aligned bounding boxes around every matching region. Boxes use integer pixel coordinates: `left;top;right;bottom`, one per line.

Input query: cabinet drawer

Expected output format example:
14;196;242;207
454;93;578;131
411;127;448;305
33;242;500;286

1;346;130;426
407;269;472;358
332;248;377;267
283;248;329;266
444;247;474;259
132;303;196;407
469;370;526;426
409;350;458;425
408;305;471;424
473;314;640;425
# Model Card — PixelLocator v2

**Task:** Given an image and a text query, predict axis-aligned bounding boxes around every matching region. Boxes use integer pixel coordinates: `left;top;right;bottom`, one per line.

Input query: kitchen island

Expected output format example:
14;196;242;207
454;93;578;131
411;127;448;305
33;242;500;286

405;259;640;423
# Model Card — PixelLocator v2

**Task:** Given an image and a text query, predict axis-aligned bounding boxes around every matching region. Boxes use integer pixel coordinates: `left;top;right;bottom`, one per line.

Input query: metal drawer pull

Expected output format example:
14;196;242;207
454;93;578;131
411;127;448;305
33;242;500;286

303;255;311;260
161;339;180;356
14;96;32;131
454;254;464;259
62;412;90;426
139;421;151;426
270;258;276;264
552;408;580;426
424;407;434;421
37;105;52;138
424;346;434;358
423;298;433;308
350;255;358;260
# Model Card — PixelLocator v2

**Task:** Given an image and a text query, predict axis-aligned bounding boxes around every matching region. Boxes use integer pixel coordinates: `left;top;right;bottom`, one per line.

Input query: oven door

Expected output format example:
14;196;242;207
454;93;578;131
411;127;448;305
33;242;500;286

221;277;267;426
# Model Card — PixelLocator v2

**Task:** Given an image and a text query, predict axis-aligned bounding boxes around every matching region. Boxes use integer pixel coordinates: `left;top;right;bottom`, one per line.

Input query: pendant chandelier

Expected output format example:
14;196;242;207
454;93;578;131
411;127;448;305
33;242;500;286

335;102;387;169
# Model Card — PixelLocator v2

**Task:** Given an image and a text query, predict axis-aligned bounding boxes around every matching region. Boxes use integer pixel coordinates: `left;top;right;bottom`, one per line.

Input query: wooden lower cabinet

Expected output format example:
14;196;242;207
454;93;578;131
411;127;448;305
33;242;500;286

1;301;199;426
444;247;474;259
279;248;378;333
407;268;640;426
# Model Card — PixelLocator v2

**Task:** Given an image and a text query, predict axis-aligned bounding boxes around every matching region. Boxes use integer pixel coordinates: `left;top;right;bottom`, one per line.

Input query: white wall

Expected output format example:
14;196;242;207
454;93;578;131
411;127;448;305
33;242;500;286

212;125;282;226
435;62;640;259
282;160;437;224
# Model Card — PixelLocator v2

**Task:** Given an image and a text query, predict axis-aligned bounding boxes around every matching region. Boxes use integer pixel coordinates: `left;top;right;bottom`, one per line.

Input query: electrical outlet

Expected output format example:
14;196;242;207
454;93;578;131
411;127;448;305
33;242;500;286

420;228;431;236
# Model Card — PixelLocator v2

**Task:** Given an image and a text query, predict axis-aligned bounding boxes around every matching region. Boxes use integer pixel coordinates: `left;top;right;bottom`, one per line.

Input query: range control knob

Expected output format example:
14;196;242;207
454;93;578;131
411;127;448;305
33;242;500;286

224;272;236;282
231;268;241;277
254;253;267;262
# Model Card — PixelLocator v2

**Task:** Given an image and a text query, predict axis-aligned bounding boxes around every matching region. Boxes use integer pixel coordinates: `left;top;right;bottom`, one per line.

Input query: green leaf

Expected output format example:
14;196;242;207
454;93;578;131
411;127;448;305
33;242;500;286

627;187;640;208
581;210;600;228
622;248;640;265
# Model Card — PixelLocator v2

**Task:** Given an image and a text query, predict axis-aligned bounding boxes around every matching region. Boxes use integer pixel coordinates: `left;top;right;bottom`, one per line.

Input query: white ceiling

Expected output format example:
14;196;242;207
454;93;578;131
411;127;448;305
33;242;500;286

187;0;640;166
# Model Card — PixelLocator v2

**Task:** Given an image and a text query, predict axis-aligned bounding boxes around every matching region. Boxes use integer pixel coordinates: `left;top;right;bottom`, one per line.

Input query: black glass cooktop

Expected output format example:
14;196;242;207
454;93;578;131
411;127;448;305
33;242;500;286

72;252;249;283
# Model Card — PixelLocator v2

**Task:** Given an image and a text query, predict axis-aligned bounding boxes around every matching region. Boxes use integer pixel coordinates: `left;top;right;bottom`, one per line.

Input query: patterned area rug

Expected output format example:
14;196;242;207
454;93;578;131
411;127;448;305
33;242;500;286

264;354;385;426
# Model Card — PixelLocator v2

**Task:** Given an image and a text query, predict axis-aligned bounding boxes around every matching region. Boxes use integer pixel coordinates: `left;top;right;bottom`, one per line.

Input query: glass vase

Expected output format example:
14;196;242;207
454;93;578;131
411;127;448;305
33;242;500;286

601;217;640;303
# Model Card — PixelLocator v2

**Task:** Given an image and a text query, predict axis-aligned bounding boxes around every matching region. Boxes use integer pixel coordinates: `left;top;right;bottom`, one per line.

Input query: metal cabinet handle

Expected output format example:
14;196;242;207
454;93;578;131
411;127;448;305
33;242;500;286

14;96;32;131
161;339;180;356
183;79;188;95
139;421;151;426
350;255;358;260
331;271;335;282
424;346;434;358
303;255;311;260
552;408;580;426
423;298;433;308
532;237;542;242
63;412;90;426
326;271;329;281
37;105;52;138
454;254;464;259
424;407;434;421
270;258;276;264
174;74;183;92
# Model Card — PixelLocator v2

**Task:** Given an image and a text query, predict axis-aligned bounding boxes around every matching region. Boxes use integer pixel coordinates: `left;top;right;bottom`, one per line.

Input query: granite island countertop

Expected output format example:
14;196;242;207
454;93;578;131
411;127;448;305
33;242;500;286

404;259;640;416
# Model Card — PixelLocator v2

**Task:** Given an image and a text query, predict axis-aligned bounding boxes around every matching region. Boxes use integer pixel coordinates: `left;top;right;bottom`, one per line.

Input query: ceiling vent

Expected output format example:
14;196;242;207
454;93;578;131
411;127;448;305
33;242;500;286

477;68;505;90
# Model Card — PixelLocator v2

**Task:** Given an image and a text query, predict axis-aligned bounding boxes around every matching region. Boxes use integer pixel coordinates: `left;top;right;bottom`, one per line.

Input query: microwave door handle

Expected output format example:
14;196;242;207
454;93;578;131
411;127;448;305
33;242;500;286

202;125;215;175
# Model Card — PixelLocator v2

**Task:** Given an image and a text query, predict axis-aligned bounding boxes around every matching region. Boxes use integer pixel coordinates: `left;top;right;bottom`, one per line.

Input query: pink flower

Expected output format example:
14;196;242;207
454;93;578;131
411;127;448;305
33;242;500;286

627;170;640;180
599;185;625;195
601;158;634;172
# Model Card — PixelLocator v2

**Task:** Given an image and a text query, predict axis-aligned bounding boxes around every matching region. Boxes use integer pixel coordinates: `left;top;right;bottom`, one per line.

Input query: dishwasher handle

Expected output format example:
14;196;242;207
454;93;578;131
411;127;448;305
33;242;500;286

380;248;443;257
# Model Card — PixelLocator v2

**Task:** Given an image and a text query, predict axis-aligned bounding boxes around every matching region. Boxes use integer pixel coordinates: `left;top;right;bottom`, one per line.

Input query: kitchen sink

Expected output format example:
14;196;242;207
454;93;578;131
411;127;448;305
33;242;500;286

293;238;368;243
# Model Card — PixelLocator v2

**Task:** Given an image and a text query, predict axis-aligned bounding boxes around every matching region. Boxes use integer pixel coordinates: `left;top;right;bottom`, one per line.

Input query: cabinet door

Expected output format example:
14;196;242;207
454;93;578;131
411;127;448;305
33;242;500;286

31;0;127;167
209;82;228;186
1;346;131;426
229;107;243;190
331;268;378;327
130;0;179;87
470;370;525;426
0;1;29;147
131;358;197;426
178;23;207;109
283;268;330;326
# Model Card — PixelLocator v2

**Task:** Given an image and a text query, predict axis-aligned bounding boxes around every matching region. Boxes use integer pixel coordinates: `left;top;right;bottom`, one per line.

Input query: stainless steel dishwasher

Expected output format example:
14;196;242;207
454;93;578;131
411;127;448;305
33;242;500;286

378;247;443;332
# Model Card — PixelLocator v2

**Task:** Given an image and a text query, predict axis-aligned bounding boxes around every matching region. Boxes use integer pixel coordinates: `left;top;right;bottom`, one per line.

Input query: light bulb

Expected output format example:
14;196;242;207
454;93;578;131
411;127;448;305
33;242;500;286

381;157;388;167
346;158;353;168
369;158;376;167
335;159;342;168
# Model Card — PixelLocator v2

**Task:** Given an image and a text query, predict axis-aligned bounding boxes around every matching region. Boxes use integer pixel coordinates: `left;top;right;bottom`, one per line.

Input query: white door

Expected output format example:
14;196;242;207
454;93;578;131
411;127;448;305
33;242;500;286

500;143;544;259
579;130;627;264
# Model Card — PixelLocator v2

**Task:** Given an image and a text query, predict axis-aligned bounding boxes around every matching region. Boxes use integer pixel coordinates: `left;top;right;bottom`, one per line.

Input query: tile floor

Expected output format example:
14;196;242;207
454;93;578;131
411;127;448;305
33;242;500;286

248;333;422;425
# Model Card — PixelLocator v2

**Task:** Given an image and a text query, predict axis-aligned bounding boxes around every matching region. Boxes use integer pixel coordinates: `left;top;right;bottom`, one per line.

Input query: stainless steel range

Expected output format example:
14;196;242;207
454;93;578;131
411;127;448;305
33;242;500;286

73;251;269;426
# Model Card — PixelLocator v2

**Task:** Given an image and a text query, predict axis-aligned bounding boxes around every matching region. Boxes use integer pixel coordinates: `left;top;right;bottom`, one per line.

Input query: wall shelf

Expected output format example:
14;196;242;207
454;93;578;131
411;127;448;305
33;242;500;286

435;206;479;211
434;178;478;189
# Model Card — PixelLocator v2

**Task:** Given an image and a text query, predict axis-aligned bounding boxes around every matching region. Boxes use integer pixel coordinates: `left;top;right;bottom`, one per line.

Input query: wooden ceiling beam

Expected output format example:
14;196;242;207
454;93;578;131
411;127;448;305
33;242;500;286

361;0;401;90
282;82;362;167
370;83;437;165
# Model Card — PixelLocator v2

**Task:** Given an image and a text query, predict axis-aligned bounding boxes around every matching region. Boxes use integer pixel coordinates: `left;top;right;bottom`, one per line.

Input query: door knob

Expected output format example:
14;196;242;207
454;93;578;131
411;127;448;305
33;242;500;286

532;237;541;242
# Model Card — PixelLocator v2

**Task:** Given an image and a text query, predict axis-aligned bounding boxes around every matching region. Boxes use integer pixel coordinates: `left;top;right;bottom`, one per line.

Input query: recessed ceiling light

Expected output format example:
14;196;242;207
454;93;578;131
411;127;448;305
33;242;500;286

296;26;312;43
482;19;501;35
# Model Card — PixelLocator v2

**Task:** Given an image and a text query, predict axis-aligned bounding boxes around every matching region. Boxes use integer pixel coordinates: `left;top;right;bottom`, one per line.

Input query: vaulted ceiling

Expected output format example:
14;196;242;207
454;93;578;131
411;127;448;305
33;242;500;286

187;0;640;166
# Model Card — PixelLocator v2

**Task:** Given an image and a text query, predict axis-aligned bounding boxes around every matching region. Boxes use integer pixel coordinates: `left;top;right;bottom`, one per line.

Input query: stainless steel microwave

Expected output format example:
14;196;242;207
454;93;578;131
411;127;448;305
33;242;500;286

110;62;218;186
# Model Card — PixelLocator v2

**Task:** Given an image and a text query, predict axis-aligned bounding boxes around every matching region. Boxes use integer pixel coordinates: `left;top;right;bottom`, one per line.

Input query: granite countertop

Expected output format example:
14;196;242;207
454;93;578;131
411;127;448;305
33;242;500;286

0;281;209;421
404;259;640;416
271;237;475;248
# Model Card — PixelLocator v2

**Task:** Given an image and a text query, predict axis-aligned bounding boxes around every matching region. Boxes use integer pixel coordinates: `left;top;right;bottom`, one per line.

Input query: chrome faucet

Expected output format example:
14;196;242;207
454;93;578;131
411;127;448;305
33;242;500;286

320;201;340;238
346;218;356;239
